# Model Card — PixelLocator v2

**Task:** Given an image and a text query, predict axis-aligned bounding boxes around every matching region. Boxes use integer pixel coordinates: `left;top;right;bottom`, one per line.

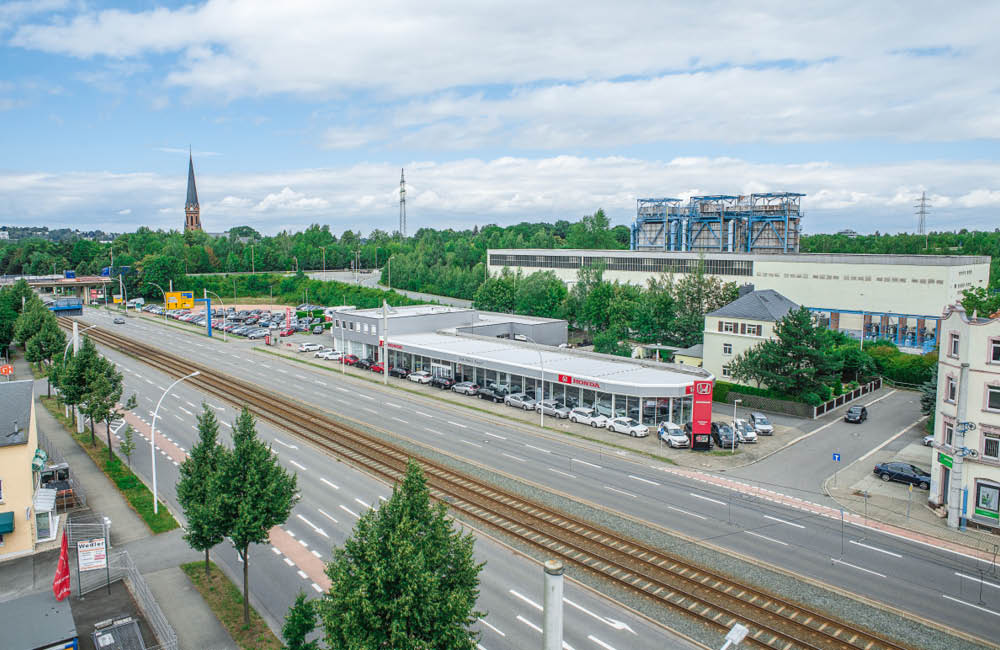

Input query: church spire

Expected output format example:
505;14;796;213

184;147;202;231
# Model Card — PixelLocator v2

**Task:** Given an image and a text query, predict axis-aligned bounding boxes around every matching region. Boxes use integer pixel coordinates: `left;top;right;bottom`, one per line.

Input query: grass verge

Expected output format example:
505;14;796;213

181;561;284;650
39;396;179;534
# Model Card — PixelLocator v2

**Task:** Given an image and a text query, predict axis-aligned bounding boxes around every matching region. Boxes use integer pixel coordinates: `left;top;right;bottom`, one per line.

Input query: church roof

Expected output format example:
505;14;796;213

186;153;199;208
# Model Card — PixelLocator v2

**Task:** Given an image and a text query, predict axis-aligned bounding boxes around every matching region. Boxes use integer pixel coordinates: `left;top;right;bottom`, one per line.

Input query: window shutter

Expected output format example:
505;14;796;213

718;321;724;332
740;323;746;334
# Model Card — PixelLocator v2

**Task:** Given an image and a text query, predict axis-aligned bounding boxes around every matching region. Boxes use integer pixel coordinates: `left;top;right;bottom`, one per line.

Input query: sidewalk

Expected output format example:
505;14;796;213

24;355;237;650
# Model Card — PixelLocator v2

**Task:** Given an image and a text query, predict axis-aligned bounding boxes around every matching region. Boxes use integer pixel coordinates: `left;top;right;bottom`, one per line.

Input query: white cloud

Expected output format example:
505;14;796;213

117;208;131;215
1;155;999;235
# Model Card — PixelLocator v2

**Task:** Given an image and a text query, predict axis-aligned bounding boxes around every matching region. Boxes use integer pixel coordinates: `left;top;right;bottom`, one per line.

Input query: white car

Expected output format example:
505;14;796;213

657;422;689;448
408;370;432;384
607;417;648;438
569;407;607;428
298;342;322;352
317;350;344;361
732;419;758;443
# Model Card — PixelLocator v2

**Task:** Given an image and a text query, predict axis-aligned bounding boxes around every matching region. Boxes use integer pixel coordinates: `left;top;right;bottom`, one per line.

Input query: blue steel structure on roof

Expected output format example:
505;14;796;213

631;192;805;254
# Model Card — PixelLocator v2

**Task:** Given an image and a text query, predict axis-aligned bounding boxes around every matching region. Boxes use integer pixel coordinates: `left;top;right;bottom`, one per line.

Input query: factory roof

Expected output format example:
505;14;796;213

488;248;991;266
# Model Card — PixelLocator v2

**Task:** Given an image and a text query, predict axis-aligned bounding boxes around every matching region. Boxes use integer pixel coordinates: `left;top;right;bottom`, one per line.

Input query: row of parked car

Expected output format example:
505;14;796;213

142;305;326;338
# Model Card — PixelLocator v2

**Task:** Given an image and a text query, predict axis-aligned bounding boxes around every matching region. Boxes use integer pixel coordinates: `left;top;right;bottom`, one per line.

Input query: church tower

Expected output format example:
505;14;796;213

184;150;202;231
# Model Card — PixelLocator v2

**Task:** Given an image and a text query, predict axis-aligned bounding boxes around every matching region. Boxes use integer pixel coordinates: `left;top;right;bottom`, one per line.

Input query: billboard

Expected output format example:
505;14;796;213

77;538;107;572
113;295;122;304
689;380;714;436
164;291;194;310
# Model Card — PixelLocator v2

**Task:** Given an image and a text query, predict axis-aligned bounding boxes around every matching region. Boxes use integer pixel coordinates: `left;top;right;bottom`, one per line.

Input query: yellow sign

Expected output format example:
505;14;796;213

113;296;122;304
165;291;195;310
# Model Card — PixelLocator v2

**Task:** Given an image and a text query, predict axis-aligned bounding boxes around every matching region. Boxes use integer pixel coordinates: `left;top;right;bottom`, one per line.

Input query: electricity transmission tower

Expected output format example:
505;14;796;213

915;191;931;249
399;168;407;237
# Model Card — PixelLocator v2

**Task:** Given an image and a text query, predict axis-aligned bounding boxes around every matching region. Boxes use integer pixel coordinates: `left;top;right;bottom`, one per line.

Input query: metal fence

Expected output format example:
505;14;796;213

37;430;88;511
120;550;178;650
812;378;883;417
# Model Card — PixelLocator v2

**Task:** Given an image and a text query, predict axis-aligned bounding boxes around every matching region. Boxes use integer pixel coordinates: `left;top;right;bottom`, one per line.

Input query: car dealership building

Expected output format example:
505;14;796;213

326;304;713;425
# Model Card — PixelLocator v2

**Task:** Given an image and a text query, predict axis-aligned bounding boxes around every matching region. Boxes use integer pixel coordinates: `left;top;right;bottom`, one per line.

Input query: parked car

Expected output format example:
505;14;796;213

568;407;607;428
732;419;758;443
317;349;343;361
279;328;295;337
314;347;333;358
844;405;868;423
113;316;125;324
355;358;374;370
504;393;536;410
711;422;740;449
430;376;456;389
452;381;479;395
477;383;509;403
658;422;689;448
607;417;648;437
684;422;714;450
341;354;360;366
298;342;322;352
873;462;931;490
246;329;268;339
922;434;935;447
536;400;571;418
388;366;410;379
312;325;324;335
408;370;432;384
370;362;385;373
748;412;774;435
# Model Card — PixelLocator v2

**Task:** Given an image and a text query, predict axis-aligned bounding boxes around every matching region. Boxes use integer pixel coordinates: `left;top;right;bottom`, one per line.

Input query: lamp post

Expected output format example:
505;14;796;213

732;398;742;454
521;335;546;428
387;255;393;290
151;371;200;515
205;290;226;341
319;246;326;276
145;282;168;326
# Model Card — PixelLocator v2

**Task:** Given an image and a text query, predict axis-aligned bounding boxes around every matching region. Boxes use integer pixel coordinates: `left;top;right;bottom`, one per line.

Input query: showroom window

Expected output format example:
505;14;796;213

975;482;999;521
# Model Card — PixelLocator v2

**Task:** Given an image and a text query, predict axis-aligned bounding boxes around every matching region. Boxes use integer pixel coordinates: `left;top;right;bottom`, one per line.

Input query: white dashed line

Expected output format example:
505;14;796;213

289;460;307;471
830;558;886;578
745;531;788;546
283;558;295;567
385;402;401;409
667;505;707;520
502;452;525;462
391;417;408;424
605;486;637;498
516;616;542;634
318;508;338;524
415;411;432;418
423;427;442;435
484;432;507;440
339;505;359;518
629;475;661;486
763;514;806;529
548;468;576;479
689;492;725;506
271;547;282;555
588;635;617;650
354;498;370;509
312;583;323;593
320;478;339;490
178;407;193;416
220;421;231;428
461;440;482;448
942;594;1000;617
850;540;901;558
572;458;601;469
955;572;1000;590
447;420;467;429
479;619;506;637
297;570;308;579
311;550;322;559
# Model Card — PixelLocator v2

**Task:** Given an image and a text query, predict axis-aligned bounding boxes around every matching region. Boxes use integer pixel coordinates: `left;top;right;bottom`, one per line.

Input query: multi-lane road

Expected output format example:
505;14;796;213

81;309;999;647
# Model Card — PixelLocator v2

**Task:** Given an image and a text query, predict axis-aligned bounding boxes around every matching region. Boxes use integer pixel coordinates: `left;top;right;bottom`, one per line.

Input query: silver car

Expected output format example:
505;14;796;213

569;407;607;428
536;400;571;418
749;412;774;435
733;419;758;443
452;381;479;395
607;417;649;437
504;393;537;410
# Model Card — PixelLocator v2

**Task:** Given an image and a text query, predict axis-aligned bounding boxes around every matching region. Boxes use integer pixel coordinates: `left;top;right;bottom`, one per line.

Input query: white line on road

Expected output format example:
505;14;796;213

484;432;507;440
385;402;401;408
745;531;789;546
289;460;307;471
157;385;167;391
144;379;154;385
317;508;338;524
415;411;432;418
355;498;370;509
572;458;601;469
294;374;307;380
479;618;505;637
209;404;223;411
564;598;635;633
296;514;329;538
312;583;323;593
548;468;576;479
516;616;542;634
942;594;1000;617
864;389;898;407
357;394;374;401
502;452;526;462
391;417;409;424
271;547;281;555
273;439;299;449
668;505;707;520
763;514;806;529
339;504;359;518
283;558;295;567
605;486;637;498
830;558;886;578
315;380;327;386
311;550;322;559
509;590;542;610
185;400;196;408
689;492;725;506
362;407;377;414
220;421;231;428
955;572;1000;591
525;444;550;454
173;414;184;421
447;420;467;429
297;570;308;579
320;478;339;490
588;636;617;650
423;427;442;435
629;474;661;486
178;406;193;416
850;540;901;558
461;440;482;448
277;369;288;374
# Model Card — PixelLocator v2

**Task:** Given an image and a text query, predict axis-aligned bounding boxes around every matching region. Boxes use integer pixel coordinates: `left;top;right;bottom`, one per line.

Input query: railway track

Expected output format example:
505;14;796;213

63;317;915;650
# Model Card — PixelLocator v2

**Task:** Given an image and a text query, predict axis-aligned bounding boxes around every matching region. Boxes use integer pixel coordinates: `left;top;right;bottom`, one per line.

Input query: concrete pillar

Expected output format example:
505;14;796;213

73;321;83;433
542;559;564;650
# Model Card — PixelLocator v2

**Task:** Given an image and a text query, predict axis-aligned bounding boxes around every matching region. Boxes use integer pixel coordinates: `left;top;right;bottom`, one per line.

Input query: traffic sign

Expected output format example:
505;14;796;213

832;453;841;462
0;364;13;376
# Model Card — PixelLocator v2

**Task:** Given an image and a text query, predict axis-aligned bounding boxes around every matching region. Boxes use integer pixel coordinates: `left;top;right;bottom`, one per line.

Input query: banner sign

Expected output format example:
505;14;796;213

77;538;107;572
689;380;714;436
164;291;194;310
556;374;601;389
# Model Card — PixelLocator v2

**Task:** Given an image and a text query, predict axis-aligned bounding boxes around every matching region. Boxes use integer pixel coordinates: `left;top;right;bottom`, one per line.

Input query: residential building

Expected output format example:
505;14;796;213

0;380;40;562
672;343;704;368
702;290;798;385
929;304;1000;530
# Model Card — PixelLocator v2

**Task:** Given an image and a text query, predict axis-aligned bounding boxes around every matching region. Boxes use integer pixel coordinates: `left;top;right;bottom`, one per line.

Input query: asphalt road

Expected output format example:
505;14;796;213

84;309;1000;644
97;336;695;650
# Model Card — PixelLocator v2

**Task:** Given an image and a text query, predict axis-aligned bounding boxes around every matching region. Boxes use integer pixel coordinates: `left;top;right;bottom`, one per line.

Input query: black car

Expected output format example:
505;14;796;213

873;462;930;490
388;366;410;379
355;358;374;370
711;422;740;449
845;405;868;423
477;383;509;403
430;376;456;390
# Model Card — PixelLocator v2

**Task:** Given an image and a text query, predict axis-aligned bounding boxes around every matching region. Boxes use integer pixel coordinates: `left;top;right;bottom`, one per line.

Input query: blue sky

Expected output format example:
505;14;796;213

1;1;998;235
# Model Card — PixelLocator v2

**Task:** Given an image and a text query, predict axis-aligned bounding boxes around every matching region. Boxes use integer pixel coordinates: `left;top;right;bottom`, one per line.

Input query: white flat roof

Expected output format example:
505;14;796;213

390;332;710;393
489;248;991;266
347;304;471;319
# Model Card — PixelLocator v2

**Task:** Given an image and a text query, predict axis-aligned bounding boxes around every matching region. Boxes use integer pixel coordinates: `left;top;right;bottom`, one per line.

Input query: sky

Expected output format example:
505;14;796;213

1;1;998;236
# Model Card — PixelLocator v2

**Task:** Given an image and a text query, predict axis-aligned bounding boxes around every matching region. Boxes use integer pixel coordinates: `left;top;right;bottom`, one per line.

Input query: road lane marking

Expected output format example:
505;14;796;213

289;460;307;471
423;427;442;435
509;590;542;610
297;570;308;579
502;452;525;462
484;432;507;440
668;505;707;520
311;550;322;559
385;402;401;408
689;492;725;506
572;458;601;469
629;475;661;486
335;387;349;393
764;514;806;529
208;403;223;410
525;444;551;454
391;417;408;424
185;400;196;408
355;498;370;509
605;486;637;498
548;468;576;479
864;389;898;407
315;380;327;386
145;379;154;385
745;531;788;546
277;368;288;374
318;508;338;524
479;619;505;637
362;407;377;414
564;598;635;633
283;558;295;567
588;636;617;650
271;547;281;555
220;421;231;428
294;374;307;380
339;504;359;518
942;594;1000;617
461;440;482;448
831;558;885;578
516;616;542;634
447;420;467;428
296;514;329;538
850;540;901;558
312;583;323;593
157;385;167;391
955;572;1000;590
273;439;299;449
173;414;184;421
415;411;432;418
320;478;339;490
178;407;193;416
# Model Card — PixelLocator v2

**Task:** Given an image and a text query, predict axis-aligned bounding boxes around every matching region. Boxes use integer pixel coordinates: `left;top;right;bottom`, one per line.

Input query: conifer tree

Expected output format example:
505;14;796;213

178;404;228;576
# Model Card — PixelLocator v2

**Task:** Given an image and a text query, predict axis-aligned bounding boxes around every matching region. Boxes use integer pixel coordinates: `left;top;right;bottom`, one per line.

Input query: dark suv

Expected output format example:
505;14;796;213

430;376;456;390
844;405;868;423
355;358;374;370
711;422;740;449
477;383;509;403
388;366;410;379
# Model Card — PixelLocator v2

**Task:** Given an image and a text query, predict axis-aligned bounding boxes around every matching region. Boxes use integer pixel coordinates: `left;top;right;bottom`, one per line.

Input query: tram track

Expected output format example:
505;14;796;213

62;317;918;650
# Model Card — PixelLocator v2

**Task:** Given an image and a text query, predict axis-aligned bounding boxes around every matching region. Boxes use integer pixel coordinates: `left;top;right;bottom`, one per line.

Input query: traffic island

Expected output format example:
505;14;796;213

180;561;283;650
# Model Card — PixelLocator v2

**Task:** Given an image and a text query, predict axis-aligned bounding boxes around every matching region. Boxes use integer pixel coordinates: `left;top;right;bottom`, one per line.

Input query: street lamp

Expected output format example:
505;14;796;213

732;398;742;454
150;371;200;515
387;255;394;290
145;282;168;326
521;335;546;428
319;246;326;276
204;290;226;342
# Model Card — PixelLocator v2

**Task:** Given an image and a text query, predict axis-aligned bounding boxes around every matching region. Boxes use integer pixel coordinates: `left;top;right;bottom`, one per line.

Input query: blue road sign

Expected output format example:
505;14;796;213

832;453;841;462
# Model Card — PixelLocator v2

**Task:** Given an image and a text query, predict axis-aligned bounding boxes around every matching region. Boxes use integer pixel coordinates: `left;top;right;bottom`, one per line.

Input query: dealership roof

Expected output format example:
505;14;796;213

338;304;563;325
390;332;711;390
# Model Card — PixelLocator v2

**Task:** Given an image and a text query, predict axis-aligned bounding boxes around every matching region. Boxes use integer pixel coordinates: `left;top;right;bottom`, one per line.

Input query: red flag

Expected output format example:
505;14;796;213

52;529;70;601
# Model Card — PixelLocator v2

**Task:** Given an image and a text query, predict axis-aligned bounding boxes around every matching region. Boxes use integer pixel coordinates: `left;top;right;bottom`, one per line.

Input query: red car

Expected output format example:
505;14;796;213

279;328;294;337
370;363;384;373
341;354;359;366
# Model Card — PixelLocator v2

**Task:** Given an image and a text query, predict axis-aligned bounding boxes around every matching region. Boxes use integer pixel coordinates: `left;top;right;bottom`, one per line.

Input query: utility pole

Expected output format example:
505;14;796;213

948;362;970;529
915;191;931;250
383;300;389;386
542;560;564;650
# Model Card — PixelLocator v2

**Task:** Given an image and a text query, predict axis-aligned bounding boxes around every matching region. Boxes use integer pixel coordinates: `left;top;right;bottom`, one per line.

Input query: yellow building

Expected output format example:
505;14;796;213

0;380;39;562
672;343;704;368
702;290;798;385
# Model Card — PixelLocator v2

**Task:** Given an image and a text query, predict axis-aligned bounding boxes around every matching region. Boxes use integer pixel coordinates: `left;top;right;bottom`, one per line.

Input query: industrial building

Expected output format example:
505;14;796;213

487;248;990;352
327;304;713;426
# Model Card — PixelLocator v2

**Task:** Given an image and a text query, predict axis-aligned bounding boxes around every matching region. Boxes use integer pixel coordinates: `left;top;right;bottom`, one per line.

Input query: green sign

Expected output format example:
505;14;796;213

938;452;953;469
975;507;999;520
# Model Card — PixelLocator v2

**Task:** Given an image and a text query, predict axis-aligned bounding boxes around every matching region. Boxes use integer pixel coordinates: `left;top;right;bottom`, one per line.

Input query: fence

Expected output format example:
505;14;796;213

811;378;883;417
722;377;884;419
37;430;87;511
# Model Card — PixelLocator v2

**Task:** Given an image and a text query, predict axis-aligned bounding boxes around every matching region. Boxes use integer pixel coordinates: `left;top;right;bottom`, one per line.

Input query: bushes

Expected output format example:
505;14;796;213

712;380;824;405
865;342;936;385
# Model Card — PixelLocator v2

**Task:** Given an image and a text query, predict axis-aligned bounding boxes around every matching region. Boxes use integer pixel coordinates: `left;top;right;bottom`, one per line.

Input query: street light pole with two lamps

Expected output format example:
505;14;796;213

150;371;200;515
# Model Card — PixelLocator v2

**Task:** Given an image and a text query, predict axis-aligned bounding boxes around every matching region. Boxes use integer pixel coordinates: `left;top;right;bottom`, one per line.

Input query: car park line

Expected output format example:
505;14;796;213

479;618;505;637
689;492;725;506
830;558;885;578
339;504;359;518
849;540;901;558
745;531;788;546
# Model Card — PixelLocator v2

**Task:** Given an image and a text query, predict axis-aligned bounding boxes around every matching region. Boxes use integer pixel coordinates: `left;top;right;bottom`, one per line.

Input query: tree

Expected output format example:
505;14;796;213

320;460;484;649
177;405;227;577
24;318;66;396
214;406;298;624
593;327;631;357
514;271;567;318
920;365;939;416
59;336;100;426
566;209;618;249
13;300;49;346
80;355;123;448
282;592;319;650
727;341;781;388
125;392;138;410
119;424;136;468
668;261;739;347
960;286;1000;318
